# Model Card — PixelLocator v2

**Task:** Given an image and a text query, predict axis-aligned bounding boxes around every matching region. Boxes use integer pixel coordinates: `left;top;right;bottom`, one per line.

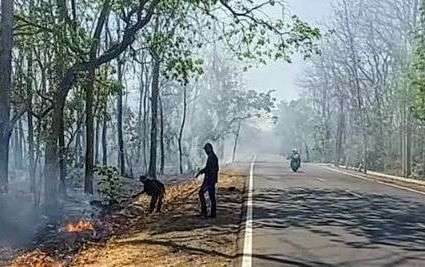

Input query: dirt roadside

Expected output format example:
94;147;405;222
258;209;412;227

12;165;249;267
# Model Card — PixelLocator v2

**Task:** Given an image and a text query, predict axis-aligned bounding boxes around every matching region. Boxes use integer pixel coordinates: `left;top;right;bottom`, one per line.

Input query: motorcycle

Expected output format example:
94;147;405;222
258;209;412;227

290;154;301;172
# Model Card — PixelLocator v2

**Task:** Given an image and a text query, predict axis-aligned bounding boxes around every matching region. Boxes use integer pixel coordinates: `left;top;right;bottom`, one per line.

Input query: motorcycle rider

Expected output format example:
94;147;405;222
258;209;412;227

289;148;301;168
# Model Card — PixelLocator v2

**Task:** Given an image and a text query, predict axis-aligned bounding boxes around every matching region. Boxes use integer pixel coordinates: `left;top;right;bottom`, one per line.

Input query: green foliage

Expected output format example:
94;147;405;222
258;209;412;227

95;166;123;205
411;4;425;121
164;57;204;85
274;98;319;156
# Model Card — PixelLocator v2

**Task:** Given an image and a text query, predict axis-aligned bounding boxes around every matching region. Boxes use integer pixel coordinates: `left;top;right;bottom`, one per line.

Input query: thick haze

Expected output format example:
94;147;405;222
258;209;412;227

244;0;333;101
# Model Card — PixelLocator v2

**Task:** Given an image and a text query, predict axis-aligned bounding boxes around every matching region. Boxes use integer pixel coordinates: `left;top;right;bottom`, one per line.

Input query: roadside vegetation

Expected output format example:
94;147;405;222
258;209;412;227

274;0;425;179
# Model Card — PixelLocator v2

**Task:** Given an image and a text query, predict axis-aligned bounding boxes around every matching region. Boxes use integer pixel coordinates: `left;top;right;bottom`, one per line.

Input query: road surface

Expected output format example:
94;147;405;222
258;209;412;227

243;154;425;266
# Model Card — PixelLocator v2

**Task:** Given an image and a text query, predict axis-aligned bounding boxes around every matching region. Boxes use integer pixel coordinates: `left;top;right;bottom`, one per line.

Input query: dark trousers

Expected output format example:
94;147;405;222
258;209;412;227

148;192;164;213
199;183;216;217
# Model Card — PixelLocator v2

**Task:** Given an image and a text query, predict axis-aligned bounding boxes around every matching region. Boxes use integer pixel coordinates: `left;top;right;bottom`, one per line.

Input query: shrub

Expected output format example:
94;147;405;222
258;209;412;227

94;166;123;205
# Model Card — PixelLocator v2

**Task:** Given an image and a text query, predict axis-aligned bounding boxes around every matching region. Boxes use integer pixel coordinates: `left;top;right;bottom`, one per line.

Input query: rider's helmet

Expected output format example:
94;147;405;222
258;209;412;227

292;148;298;154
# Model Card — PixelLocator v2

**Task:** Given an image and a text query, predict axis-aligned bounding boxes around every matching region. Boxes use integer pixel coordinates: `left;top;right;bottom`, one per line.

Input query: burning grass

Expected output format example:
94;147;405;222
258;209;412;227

64;220;94;233
11;167;248;267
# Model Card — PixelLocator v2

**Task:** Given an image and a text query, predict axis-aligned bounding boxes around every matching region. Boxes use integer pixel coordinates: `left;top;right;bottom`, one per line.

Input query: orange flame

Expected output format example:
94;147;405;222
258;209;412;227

64;220;94;233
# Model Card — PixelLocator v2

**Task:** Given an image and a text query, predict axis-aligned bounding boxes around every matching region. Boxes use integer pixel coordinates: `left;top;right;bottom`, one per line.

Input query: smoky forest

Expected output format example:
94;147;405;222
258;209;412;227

2;0;425;266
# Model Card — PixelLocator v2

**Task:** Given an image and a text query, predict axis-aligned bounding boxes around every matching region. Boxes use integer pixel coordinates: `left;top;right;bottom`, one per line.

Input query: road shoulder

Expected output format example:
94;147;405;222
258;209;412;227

323;164;425;195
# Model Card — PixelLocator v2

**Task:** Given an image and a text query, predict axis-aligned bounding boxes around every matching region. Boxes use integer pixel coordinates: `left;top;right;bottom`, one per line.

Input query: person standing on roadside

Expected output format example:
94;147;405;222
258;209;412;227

195;143;219;218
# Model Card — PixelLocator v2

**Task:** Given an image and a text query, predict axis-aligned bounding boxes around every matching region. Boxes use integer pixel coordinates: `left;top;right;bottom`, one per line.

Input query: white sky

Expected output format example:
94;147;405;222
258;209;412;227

244;0;333;101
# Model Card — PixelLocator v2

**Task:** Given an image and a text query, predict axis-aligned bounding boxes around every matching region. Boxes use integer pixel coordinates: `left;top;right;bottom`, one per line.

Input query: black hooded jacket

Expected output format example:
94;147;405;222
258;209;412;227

199;151;219;185
142;179;165;196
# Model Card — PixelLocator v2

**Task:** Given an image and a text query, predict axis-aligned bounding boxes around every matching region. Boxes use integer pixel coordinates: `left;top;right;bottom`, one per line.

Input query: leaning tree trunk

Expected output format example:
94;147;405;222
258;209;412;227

117;59;125;176
148;58;160;179
178;87;187;174
0;0;13;193
232;121;241;163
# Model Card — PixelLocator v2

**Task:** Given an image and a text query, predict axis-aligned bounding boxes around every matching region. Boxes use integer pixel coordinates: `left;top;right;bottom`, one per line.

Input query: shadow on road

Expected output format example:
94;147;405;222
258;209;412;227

253;188;425;251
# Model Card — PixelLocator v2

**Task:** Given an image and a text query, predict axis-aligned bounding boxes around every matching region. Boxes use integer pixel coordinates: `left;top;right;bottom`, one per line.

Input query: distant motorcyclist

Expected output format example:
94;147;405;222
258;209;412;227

288;149;301;172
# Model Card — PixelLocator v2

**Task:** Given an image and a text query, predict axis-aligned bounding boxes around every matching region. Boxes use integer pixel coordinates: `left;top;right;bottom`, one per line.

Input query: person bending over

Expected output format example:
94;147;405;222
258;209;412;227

140;175;165;213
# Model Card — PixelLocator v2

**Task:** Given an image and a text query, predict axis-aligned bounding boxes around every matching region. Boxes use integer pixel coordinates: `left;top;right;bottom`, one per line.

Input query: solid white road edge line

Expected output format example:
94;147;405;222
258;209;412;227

242;155;256;267
324;166;425;196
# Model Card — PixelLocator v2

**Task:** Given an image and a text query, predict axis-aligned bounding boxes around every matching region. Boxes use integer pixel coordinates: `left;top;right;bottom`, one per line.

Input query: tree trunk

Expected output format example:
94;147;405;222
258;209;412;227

95;117;100;165
406;116;412;177
75;110;83;168
143;69;150;173
117;59;125;176
58;108;67;196
305;143;310;162
18;118;25;167
219;140;225;161
422;130;425;178
102;105;108;166
159;95;165;175
136;65;144;165
362;131;368;174
27;52;36;193
178;87;187;174
44;95;64;217
0;0;13;193
84;67;96;194
335;97;345;164
13;122;20;169
232;121;241;162
148;58;160;179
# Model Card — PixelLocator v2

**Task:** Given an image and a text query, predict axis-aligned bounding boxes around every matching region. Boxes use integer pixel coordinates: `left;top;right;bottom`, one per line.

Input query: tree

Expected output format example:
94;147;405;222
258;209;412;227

412;0;425;121
85;0;111;194
9;0;320;215
288;0;422;177
0;0;14;193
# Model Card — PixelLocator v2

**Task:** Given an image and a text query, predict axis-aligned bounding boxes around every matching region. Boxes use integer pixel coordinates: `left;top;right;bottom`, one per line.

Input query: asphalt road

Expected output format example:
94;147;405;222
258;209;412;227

247;154;425;267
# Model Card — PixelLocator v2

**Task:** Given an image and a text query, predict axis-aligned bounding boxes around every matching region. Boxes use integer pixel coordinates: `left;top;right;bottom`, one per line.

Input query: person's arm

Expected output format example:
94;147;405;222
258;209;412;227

196;167;206;178
196;156;213;177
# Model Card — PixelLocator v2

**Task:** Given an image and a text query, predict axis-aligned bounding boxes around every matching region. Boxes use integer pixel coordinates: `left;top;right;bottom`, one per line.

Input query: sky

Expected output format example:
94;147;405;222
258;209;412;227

244;0;333;101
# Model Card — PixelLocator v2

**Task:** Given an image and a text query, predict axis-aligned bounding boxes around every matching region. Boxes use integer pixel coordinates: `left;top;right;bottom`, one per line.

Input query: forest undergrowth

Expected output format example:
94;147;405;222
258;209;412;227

10;166;248;267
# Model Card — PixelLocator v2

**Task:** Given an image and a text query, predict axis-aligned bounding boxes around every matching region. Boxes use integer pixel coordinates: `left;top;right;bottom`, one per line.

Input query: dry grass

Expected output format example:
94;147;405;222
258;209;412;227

10;168;246;267
72;170;246;267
